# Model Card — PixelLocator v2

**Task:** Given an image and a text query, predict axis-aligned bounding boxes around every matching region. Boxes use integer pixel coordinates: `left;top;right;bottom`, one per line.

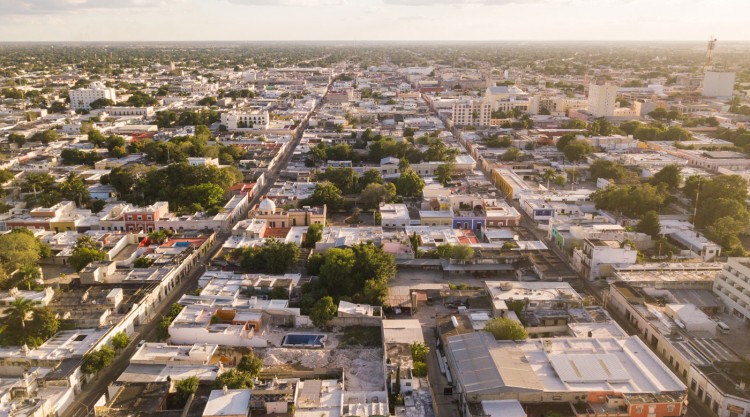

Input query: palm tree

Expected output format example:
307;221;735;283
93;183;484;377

18;265;41;290
541;168;557;189
59;173;90;207
7;297;34;332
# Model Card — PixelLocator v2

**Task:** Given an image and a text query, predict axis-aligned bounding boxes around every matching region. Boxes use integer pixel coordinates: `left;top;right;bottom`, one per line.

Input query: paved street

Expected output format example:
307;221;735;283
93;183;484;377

64;79;332;417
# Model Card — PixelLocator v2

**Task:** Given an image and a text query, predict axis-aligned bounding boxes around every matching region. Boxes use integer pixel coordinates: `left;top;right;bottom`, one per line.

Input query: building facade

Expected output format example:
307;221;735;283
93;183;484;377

69;82;117;110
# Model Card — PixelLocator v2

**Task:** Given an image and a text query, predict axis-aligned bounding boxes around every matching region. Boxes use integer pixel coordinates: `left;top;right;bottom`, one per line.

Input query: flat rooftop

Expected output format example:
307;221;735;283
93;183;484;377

446;332;685;396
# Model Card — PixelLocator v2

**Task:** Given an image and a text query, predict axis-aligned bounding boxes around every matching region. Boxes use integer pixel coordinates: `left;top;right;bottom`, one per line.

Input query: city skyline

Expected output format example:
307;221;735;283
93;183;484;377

1;0;749;42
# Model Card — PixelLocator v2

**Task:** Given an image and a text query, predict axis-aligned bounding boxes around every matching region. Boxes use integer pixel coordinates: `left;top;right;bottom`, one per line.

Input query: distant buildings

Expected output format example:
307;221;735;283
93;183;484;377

69;81;117;110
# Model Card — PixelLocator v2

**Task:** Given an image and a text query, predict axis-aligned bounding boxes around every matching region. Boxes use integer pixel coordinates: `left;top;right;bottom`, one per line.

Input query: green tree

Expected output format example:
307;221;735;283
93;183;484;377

556;133;577;151
303;223;323;248
305;182;344;210
149;229;171;244
501;147;522;161
436;244;474;260
706;216;746;252
89;98;115;109
111;331;130;350
69;235;106;270
360;183;396;210
237;351;263;377
18;265;41;290
180;183;225;212
562;140;592;162
484;317;528;341
297;243;396;307
636;211;661;238
81;345;115;374
268;286;289;300
589;160;625;181
310;296;337;329
59;173;91;207
6;297;34;333
317;167;359;194
90;199;106;213
410;342;429;362
21;172;55;193
0;231;44;272
591;184;669;218
541;168;557;189
359;169;384;189
589;118;619;136
214;369;254;389
8;133;26;147
395;168;425;197
695;198;750;229
236;240;299;274
412;362;428;377
0;169;14;184
435;163;455;186
173;376;200;408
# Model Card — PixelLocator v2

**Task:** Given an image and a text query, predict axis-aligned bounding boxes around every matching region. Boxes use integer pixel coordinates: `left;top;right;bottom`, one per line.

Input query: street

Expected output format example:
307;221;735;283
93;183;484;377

64;79;332;417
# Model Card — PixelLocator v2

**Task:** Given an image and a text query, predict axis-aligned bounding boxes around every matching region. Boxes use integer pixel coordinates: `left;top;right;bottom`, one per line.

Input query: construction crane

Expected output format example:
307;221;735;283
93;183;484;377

705;36;718;72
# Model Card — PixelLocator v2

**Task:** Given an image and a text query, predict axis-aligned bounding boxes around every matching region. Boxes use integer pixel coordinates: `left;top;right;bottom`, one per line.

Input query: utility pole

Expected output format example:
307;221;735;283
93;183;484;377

692;185;700;228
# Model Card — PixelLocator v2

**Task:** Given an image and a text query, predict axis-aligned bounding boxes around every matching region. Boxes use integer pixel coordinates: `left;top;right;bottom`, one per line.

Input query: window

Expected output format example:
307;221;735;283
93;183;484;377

635;406;643;413
137;215;142;220
667;404;675;412
147;215;152;220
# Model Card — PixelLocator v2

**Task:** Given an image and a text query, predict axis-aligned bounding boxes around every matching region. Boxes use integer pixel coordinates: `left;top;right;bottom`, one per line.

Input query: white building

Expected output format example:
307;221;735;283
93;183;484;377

101;106;154;117
573;238;637;280
69;81;117;110
203;388;251;417
587;83;618;118
221;110;270;130
484;85;531;113
702;71;736;98
714;258;750;321
452;99;492;126
379;203;411;228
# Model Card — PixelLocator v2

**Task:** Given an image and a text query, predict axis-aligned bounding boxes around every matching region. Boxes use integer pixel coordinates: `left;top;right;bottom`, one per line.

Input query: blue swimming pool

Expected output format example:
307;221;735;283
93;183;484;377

281;333;326;348
173;241;191;247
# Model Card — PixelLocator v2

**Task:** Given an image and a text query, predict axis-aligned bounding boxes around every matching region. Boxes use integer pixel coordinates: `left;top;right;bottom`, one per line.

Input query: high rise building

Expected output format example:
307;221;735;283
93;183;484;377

452;99;492;126
587;83;618;118
69;81;117;110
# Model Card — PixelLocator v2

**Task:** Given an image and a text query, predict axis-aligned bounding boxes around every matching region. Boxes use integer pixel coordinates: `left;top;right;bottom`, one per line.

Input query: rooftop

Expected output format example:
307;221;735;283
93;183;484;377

203;389;251;417
446;332;686;395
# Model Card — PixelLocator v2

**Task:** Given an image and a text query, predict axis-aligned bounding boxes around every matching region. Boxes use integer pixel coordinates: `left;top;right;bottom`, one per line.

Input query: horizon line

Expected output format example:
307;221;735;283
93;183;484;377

1;39;750;44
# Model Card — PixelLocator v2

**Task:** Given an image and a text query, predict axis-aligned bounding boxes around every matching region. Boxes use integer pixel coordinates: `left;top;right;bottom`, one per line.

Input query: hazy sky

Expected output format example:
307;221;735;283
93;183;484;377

0;0;748;42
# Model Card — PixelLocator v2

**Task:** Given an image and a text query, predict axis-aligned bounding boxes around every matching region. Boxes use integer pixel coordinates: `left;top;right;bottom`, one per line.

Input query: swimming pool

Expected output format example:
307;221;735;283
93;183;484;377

173;241;192;247
281;333;326;348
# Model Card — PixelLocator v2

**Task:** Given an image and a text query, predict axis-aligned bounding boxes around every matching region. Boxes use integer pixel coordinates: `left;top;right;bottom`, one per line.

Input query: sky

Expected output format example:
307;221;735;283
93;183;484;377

0;0;748;42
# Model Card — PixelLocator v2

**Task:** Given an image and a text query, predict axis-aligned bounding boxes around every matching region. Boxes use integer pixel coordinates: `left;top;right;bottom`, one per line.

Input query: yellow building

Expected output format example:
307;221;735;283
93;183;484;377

252;199;326;228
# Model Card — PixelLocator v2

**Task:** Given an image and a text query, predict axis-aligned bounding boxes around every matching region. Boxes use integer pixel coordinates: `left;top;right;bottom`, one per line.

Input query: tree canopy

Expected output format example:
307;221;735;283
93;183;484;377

304;243;396;310
636;211;661;238
233;239;300;274
591;183;670;218
310;296;337;329
484;317;528;341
